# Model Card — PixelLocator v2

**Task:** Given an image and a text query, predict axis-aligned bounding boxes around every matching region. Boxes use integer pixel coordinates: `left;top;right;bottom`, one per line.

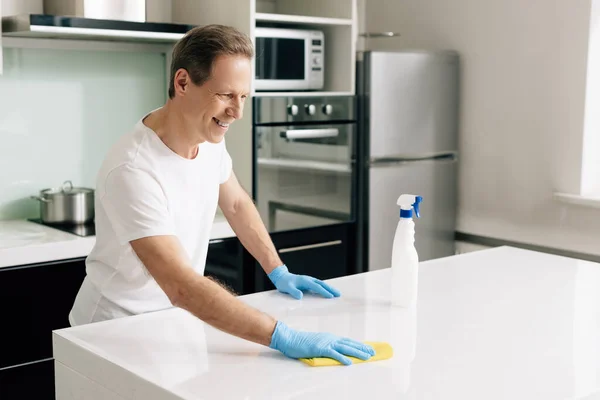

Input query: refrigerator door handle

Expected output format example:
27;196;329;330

368;153;457;167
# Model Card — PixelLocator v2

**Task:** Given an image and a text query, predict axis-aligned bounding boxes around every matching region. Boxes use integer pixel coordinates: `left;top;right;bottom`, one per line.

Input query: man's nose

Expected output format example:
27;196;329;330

226;99;244;120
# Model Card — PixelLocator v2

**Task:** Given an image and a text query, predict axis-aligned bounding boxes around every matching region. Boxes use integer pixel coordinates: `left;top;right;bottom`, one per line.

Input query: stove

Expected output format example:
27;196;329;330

28;219;96;237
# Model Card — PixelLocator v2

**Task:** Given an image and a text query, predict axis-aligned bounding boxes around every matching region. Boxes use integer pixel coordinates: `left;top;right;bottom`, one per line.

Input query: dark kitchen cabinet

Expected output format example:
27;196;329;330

0;257;86;400
204;237;255;296
0;359;55;400
204;223;356;296
254;222;356;293
0;257;86;369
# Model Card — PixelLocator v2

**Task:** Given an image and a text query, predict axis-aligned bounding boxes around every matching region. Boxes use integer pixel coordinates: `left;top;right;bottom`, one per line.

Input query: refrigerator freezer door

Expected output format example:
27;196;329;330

367;158;457;271
365;51;459;158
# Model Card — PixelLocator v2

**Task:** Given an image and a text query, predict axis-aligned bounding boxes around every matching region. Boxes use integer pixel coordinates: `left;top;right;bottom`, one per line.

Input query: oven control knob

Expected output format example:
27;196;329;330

322;104;333;115
305;104;316;115
287;104;299;116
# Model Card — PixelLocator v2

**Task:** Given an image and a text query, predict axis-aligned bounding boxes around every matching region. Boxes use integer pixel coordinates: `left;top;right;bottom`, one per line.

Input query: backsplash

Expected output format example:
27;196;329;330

0;46;166;220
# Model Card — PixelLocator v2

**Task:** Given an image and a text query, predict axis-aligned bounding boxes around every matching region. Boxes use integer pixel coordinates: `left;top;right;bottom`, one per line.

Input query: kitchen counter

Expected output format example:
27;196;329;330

52;246;600;399
0;216;236;269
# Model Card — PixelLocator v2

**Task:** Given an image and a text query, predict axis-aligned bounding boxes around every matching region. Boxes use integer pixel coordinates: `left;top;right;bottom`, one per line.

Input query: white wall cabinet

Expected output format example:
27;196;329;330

170;0;358;193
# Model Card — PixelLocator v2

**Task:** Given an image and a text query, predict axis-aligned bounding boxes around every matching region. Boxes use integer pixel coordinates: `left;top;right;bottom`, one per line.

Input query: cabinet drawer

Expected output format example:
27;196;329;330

254;223;355;292
0;359;55;400
277;239;345;280
0;258;86;368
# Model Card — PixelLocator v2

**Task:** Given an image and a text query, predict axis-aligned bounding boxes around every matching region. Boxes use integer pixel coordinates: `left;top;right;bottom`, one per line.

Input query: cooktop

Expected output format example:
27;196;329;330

28;219;96;237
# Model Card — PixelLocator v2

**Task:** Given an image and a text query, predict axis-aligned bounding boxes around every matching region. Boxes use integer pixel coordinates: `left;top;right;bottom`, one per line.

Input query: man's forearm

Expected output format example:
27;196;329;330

174;269;277;346
223;193;282;274
131;235;277;347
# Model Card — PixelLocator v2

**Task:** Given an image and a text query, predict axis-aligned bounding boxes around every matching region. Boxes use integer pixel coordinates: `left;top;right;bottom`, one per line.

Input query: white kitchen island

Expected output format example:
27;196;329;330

52;246;600;399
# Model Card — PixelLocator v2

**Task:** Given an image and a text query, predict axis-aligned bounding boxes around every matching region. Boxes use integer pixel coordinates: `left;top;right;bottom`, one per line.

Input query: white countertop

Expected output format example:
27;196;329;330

0;216;236;269
52;246;600;400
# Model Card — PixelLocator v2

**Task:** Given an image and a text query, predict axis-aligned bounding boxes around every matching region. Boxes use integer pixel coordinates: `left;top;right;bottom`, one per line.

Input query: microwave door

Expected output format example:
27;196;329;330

254;27;321;91
255;37;308;91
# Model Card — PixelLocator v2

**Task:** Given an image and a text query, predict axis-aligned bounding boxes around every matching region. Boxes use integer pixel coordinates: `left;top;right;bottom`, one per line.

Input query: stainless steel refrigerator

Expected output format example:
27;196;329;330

356;50;459;272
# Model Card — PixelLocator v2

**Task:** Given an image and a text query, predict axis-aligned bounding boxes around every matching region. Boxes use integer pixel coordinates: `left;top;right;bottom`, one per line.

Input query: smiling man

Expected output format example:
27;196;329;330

69;25;374;365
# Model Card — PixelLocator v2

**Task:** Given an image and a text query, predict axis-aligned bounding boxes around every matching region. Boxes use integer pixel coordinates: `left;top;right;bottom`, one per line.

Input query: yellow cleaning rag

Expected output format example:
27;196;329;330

299;342;393;367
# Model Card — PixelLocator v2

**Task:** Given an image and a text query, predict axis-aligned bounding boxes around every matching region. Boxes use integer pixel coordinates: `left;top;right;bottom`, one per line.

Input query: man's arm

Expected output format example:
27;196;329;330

218;171;342;300
131;234;373;364
218;171;281;274
130;235;276;346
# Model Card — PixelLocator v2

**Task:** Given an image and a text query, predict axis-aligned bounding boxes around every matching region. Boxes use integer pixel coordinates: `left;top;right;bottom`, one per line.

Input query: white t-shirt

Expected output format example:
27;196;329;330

69;114;232;326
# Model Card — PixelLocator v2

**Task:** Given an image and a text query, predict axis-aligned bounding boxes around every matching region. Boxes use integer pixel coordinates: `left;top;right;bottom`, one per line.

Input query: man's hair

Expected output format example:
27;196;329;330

168;24;254;99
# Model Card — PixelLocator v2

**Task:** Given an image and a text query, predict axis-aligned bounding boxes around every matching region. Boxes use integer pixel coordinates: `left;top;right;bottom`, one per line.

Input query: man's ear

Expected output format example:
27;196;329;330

174;68;190;96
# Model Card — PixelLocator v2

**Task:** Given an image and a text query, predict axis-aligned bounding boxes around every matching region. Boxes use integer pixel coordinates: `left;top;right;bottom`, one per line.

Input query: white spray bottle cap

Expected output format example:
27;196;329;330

397;194;423;219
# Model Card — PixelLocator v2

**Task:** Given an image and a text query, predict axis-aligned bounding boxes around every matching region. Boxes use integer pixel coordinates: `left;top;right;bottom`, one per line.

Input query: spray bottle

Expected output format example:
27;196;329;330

391;194;422;307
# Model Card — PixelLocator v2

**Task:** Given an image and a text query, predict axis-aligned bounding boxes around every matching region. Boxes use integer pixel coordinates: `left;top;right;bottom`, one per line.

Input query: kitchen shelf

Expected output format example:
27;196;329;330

254;12;352;26
252;91;354;97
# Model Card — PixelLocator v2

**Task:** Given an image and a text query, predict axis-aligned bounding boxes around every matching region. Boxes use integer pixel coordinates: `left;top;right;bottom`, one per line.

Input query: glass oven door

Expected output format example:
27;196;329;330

254;123;356;232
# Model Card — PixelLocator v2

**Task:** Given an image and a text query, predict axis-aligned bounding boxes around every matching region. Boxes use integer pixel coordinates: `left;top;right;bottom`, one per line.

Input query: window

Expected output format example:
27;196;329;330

555;0;600;208
581;0;600;198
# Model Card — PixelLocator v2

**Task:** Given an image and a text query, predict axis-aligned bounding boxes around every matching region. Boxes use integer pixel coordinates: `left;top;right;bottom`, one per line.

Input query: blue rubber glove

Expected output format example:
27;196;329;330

270;320;375;365
268;265;341;300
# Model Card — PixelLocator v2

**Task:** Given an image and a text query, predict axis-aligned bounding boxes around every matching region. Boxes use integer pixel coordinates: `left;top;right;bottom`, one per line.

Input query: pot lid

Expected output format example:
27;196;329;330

42;181;94;195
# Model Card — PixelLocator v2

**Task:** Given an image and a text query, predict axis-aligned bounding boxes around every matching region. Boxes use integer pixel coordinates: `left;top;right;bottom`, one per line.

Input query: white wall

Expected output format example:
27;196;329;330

360;0;600;256
0;46;165;220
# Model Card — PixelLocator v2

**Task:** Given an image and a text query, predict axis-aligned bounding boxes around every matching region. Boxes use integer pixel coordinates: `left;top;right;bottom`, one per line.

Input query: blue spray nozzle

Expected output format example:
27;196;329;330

397;194;423;219
413;196;422;218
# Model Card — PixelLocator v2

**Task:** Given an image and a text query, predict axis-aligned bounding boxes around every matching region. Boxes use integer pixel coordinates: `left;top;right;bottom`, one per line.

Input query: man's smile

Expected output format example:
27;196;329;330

213;117;230;128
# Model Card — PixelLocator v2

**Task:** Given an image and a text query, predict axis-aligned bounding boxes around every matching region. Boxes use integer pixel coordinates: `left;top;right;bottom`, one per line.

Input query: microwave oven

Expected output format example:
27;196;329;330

254;27;324;91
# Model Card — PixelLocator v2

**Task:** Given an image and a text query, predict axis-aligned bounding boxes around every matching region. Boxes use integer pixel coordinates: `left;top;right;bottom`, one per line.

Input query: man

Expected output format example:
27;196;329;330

69;25;374;366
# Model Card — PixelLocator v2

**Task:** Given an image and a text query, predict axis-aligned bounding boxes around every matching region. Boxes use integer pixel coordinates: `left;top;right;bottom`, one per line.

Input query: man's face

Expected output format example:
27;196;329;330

175;55;251;144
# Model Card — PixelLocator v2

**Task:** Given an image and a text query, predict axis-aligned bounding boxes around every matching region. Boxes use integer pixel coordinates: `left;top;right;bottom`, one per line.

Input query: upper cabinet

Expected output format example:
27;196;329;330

256;0;355;19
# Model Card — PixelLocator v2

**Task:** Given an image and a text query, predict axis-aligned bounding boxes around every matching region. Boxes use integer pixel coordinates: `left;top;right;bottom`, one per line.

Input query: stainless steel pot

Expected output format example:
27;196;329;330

30;181;95;225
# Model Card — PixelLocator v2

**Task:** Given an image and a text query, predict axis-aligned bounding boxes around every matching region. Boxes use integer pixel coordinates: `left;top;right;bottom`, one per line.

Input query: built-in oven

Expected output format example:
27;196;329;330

252;96;357;232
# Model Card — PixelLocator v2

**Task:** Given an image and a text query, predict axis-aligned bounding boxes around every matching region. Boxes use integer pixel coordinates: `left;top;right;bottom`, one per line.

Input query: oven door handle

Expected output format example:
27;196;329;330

280;128;339;140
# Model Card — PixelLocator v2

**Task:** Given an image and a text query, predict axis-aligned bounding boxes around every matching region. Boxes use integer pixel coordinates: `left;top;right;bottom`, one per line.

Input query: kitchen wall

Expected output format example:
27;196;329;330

359;0;600;256
0;45;166;220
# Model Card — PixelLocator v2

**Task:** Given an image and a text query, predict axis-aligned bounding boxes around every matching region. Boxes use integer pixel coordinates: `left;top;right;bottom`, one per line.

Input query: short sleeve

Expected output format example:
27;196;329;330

101;164;176;245
220;143;233;184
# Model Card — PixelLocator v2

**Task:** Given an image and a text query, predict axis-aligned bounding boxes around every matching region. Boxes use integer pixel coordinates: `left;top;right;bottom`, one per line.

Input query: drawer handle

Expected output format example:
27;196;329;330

280;129;339;140
209;239;225;244
278;240;342;254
